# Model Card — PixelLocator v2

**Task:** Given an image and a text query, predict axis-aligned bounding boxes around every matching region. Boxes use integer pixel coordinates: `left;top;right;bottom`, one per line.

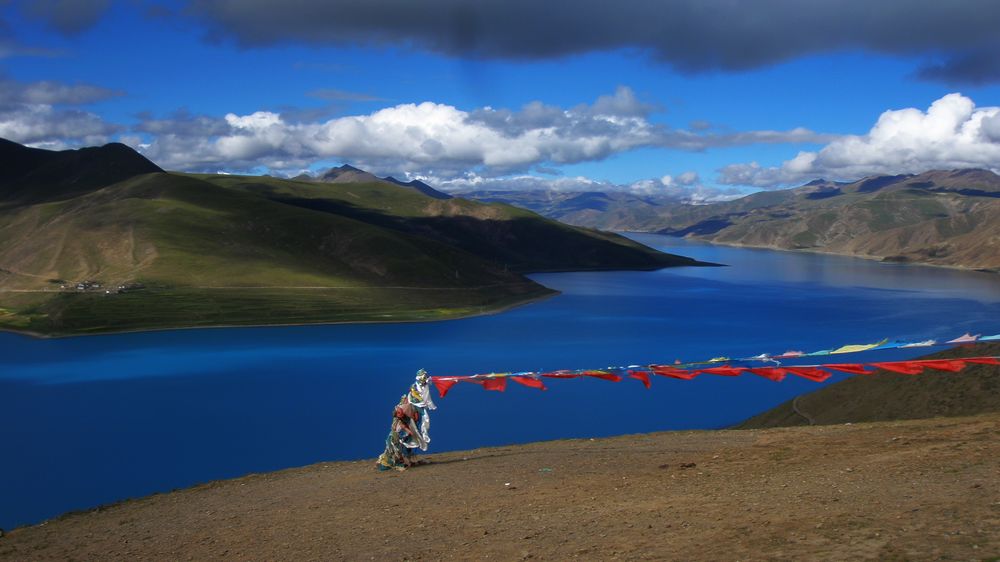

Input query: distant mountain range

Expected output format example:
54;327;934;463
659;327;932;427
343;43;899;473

0;139;701;336
460;169;1000;271
295;165;452;199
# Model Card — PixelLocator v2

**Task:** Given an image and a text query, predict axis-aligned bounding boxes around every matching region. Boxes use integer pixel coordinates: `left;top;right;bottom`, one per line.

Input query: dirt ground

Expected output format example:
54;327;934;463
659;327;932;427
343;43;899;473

2;414;999;561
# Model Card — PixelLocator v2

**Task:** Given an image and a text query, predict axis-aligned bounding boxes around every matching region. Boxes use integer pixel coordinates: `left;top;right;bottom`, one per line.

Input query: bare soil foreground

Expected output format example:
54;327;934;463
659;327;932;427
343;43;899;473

3;414;999;561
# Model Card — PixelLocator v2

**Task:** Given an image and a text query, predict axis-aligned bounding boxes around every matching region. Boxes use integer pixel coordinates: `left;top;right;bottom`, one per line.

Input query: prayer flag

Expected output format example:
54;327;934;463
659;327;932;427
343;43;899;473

651;366;699;380
784;367;832;382
824;364;872;375
966;357;1000;365
511;376;547;390
914;359;966;372
747;367;787;382
871;362;924;375
431;378;459;398
481;377;508;392
583;371;623;382
947;333;979;344
628;370;651;389
830;340;887;354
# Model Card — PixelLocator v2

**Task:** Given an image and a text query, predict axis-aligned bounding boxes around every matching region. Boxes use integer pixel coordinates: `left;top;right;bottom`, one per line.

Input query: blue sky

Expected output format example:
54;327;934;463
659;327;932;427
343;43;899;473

2;1;1000;197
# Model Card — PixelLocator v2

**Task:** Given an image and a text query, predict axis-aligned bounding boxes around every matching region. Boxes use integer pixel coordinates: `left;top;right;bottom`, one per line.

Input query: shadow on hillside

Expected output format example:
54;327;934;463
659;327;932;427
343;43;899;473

262;191;700;271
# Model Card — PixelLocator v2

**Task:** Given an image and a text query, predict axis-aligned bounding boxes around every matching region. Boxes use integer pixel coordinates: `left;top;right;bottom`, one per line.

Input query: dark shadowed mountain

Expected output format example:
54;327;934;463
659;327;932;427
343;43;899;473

0;138;164;205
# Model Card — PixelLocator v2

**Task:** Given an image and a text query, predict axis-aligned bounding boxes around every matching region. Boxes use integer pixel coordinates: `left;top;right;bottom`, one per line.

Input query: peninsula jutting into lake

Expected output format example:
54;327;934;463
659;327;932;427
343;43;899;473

0;139;706;336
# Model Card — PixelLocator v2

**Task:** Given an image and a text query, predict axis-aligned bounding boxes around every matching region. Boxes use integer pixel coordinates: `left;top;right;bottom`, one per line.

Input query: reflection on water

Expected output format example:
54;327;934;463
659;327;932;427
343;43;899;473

1;235;997;528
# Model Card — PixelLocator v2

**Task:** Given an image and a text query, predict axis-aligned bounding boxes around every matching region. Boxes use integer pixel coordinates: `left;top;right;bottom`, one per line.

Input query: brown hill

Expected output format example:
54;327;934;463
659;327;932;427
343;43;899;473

737;343;1000;429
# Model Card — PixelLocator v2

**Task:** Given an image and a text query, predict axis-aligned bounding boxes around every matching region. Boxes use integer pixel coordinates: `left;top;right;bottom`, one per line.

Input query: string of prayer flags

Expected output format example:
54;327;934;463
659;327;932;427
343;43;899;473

428;329;999;398
430;355;998;397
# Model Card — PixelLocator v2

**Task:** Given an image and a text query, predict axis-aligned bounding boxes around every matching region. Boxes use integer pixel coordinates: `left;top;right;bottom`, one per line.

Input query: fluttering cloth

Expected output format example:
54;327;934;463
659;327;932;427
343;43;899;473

376;371;436;471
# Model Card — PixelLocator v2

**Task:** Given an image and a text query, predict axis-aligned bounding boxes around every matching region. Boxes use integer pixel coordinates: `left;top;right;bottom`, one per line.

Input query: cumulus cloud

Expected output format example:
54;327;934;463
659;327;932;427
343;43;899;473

134;86;830;175
718;93;1000;187
191;0;1000;84
0;76;122;146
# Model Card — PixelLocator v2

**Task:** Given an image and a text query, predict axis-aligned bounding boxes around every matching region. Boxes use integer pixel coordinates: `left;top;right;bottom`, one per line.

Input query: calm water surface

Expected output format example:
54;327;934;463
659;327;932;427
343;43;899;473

2;235;998;528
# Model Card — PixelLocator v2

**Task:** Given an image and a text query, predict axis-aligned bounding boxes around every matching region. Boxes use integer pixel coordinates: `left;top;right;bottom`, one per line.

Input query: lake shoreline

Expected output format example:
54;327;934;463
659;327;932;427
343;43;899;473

0;258;722;339
624;231;1000;275
0;287;562;340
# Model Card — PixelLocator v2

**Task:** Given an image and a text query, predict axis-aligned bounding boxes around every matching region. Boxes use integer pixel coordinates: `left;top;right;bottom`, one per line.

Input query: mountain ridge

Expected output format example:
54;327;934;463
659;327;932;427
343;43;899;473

459;169;1000;271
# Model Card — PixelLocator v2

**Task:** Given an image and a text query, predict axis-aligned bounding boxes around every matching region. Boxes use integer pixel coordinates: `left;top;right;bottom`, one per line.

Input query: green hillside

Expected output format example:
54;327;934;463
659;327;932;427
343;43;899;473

736;343;1000;429
0;140;702;336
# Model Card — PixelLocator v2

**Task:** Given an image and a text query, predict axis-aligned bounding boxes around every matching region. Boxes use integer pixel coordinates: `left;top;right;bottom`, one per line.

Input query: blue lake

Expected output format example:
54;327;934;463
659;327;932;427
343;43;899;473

2;234;999;529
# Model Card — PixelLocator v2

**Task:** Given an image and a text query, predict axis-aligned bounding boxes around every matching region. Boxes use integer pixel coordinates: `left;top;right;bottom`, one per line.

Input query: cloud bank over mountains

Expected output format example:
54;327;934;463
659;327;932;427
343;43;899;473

720;93;1000;187
125;86;829;177
1;71;998;194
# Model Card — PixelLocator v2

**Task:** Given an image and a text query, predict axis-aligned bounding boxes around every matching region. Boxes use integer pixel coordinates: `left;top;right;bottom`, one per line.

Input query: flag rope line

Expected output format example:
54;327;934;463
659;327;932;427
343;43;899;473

428;331;1000;398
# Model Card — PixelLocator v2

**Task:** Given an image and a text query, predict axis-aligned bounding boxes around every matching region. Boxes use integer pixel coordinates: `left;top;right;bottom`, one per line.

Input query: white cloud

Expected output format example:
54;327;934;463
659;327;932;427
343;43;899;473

720;93;1000;187
136;87;833;177
0;76;123;147
0;104;120;146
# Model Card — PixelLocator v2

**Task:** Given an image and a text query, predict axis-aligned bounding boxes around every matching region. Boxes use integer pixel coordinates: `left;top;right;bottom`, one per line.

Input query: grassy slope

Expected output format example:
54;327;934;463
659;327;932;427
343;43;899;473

736;342;1000;429
0;168;698;336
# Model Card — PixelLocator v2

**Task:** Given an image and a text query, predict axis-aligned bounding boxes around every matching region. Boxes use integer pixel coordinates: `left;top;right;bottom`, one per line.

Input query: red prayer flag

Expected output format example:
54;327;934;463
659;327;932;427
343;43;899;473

510;375;547;390
628;370;651;389
695;366;746;377
784;366;832;382
914;359;966;372
747;367;787;382
871;362;924;375
824;363;872;375
481;377;507;392
966;357;1000;365
431;378;459;398
582;371;622;382
651;365;699;380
